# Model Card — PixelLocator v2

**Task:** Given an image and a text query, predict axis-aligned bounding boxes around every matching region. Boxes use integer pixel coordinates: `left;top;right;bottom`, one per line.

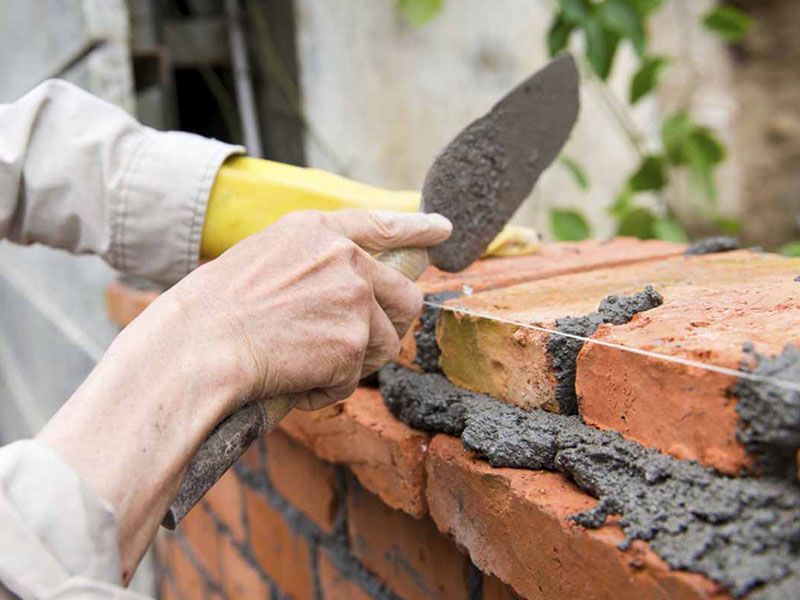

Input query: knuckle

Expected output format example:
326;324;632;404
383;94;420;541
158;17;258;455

369;213;401;244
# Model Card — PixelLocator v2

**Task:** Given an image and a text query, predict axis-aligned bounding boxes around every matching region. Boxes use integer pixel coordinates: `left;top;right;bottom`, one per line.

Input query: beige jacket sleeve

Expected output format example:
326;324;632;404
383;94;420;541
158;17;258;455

0;78;242;283
0;81;242;598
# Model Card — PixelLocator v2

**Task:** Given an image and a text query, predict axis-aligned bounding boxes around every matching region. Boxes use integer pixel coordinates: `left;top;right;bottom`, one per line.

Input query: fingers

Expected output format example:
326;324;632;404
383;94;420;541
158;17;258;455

360;299;402;378
323;210;452;254
369;259;423;339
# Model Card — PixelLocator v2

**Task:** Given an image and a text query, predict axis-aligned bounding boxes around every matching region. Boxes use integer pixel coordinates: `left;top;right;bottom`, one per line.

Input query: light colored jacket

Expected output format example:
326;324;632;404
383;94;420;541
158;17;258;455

0;80;240;599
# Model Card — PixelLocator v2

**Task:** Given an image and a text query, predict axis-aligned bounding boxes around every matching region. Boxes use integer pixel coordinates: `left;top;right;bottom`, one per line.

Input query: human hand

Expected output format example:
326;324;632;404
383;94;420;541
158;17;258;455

171;209;451;411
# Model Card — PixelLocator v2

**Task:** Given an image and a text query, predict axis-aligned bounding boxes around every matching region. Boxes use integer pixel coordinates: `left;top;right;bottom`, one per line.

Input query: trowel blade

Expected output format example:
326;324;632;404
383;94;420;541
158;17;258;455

423;54;580;272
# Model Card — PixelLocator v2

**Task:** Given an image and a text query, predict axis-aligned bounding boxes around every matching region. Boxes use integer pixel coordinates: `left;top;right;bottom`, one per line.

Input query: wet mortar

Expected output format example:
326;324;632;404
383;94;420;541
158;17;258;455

732;343;800;476
548;285;663;414
414;291;461;373
425;55;579;272
684;236;741;256
379;365;800;599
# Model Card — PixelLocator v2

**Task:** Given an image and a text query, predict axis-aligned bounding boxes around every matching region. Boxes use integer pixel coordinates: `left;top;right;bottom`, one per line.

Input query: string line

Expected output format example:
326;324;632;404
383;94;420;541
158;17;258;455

422;300;800;393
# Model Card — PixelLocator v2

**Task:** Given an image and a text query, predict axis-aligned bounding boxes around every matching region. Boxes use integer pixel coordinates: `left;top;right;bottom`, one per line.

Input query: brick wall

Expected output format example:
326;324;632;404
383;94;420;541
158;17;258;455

108;239;800;599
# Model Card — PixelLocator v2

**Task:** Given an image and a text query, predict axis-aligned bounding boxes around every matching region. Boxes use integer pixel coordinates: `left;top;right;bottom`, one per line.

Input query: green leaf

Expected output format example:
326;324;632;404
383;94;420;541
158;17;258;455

560;156;590;190
653;216;689;242
584;16;621;80
625;0;664;17
715;216;742;235
684;128;726;200
616;207;656;238
550;208;592;241
609;185;633;218
548;14;575;57
599;0;646;56
629;154;667;192
662;111;694;164
556;0;591;23
397;0;444;26
703;5;753;43
630;55;669;104
781;241;800;257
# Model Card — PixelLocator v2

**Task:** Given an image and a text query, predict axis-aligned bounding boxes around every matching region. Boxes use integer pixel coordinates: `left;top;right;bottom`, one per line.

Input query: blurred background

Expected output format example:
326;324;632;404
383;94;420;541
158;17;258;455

0;0;797;589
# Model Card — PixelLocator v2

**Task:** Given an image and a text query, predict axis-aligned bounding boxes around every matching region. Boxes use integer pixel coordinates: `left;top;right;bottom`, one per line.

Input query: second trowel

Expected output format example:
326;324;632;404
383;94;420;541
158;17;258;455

164;53;580;528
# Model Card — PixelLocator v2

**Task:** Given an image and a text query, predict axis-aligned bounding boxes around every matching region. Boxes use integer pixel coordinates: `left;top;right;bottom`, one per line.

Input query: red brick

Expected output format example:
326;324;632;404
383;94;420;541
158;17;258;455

347;481;471;600
202;469;246;542
220;535;271;600
266;429;339;533
318;550;372;600
241;437;265;472
575;252;800;473
244;486;315;599
426;435;724;600
178;505;221;579
163;535;208;599
417;238;684;295
483;573;519;600
280;387;429;517
397;238;684;369
435;251;800;473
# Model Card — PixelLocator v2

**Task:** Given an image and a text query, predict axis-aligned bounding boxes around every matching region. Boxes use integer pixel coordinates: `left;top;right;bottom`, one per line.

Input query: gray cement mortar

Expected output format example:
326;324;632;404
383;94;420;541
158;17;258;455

684;236;742;255
548;285;663;414
732;343;800;476
414;291;461;373
379;365;800;598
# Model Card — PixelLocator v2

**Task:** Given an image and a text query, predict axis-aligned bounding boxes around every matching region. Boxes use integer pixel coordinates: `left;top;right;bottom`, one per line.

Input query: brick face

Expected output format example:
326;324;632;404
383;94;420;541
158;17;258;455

178;506;221;580
203;469;246;542
244;486;315;600
266;429;339;533
280;387;429;517
317;550;372;600
220;534;271;600
425;435;721;600
347;480;472;600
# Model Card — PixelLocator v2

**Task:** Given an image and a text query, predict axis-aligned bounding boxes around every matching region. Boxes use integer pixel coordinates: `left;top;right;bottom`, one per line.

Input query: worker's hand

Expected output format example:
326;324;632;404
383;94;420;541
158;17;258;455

171;209;451;411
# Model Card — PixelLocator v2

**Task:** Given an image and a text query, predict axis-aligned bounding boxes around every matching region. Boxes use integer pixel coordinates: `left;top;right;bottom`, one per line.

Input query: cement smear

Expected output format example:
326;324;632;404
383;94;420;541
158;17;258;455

414;292;461;373
425;55;579;272
732;343;800;475
380;365;800;598
548;285;663;414
684;236;741;255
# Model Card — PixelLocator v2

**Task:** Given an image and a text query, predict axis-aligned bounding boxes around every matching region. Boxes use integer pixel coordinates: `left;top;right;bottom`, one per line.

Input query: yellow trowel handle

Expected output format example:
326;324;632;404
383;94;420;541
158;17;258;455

163;247;429;529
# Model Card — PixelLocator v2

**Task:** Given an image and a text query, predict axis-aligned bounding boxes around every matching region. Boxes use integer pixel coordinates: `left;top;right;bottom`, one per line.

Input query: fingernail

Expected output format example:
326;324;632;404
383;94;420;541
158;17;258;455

426;213;453;232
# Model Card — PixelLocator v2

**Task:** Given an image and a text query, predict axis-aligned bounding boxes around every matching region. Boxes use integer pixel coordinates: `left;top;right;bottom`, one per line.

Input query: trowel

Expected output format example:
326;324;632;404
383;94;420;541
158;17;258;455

164;53;580;528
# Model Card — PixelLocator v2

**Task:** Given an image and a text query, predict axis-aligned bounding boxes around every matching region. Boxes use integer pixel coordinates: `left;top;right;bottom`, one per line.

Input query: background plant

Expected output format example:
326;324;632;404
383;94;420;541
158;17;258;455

397;0;755;245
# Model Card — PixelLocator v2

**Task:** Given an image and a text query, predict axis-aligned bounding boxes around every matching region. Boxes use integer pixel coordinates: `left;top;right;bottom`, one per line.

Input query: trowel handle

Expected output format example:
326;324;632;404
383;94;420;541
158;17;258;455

163;395;295;529
163;247;429;529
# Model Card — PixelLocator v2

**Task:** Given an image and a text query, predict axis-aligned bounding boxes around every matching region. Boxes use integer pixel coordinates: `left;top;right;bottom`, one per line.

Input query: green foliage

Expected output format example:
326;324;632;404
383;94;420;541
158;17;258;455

703;5;753;43
653;216;689;242
560;156;590;190
629;155;667;191
781;241;800;257
397;0;444;26
662;111;726;200
551;208;592;241
617;207;656;238
546;0;742;243
548;0;659;80
630;56;669;104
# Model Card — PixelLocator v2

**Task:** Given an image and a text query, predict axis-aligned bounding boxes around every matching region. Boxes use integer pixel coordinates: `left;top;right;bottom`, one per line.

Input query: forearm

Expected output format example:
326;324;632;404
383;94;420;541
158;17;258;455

37;291;245;582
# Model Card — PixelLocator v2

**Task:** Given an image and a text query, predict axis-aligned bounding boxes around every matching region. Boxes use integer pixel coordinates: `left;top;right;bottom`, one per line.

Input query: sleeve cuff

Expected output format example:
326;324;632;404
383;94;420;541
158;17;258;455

109;130;243;284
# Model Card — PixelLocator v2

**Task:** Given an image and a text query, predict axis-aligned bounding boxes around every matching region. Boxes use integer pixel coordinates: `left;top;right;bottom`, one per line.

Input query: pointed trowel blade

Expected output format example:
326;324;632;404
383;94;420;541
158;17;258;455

423;53;580;272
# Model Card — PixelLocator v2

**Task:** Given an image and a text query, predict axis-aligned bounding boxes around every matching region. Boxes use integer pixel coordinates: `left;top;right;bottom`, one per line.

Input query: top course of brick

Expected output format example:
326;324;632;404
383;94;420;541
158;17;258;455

434;249;800;474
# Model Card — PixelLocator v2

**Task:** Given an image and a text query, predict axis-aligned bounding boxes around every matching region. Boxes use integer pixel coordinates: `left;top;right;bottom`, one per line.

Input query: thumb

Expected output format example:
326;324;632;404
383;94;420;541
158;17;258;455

323;210;452;253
